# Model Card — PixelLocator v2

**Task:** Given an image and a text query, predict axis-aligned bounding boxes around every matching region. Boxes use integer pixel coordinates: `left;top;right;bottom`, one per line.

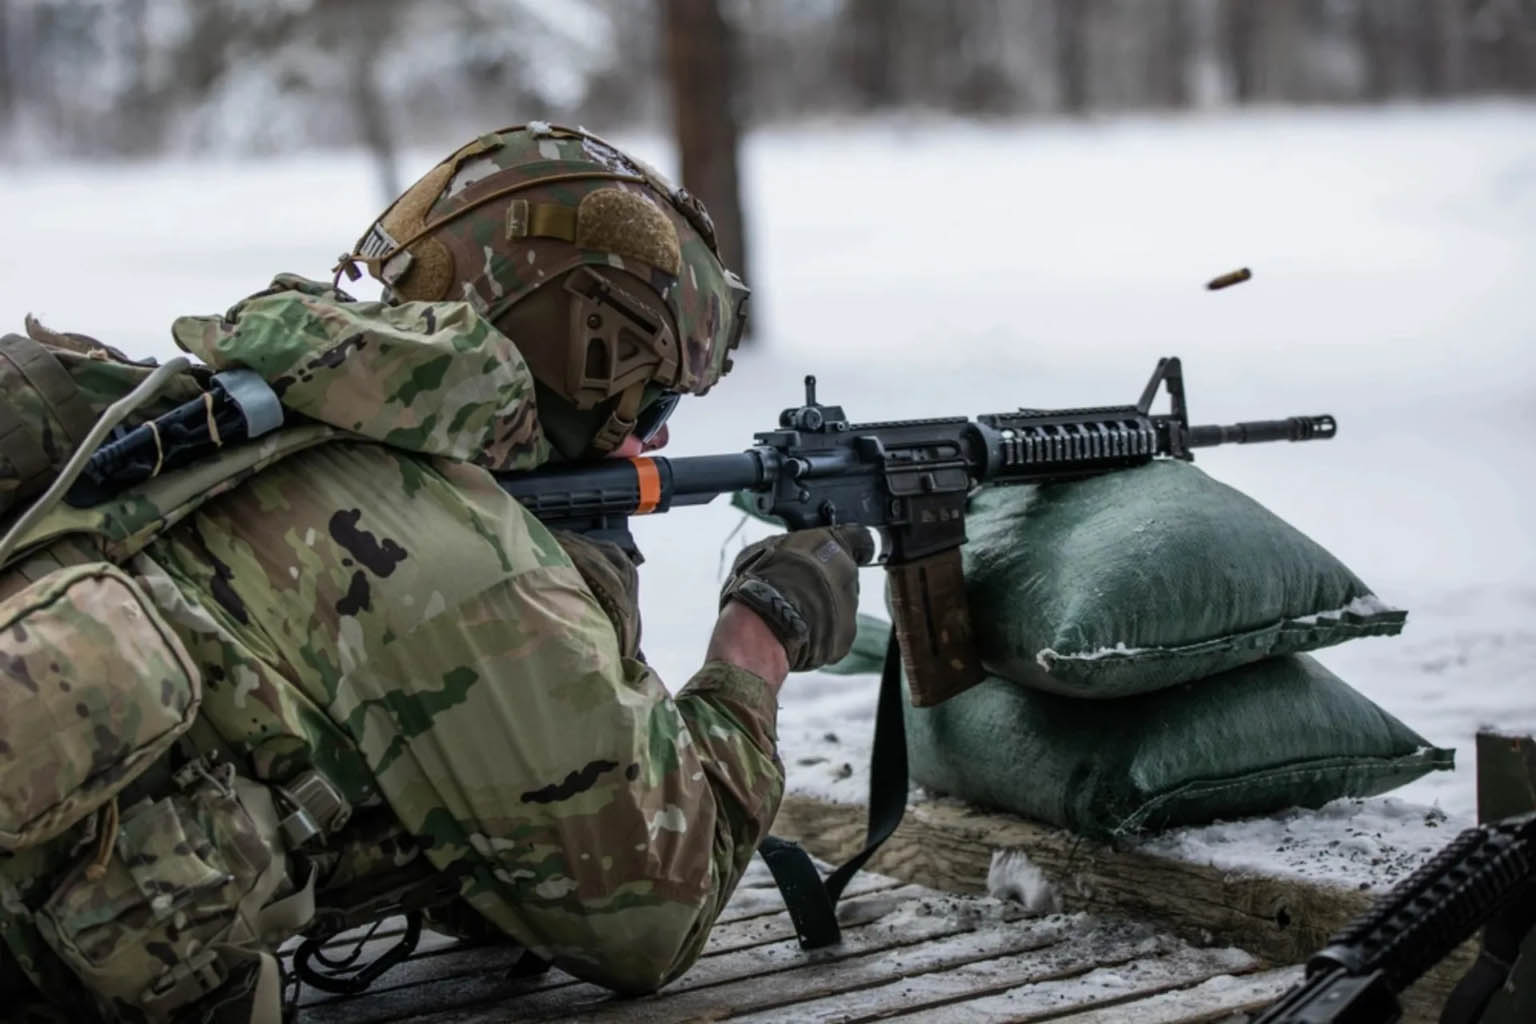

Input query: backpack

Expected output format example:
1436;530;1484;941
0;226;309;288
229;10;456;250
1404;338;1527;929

0;321;208;525
0;279;551;1020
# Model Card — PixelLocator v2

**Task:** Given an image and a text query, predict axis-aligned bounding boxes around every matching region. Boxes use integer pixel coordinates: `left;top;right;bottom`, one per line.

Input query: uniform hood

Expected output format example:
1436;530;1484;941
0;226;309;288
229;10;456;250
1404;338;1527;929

171;274;550;473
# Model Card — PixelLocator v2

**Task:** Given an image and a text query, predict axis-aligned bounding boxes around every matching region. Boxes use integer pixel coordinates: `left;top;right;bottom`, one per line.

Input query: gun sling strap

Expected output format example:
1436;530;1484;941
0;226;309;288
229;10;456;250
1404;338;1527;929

759;631;908;949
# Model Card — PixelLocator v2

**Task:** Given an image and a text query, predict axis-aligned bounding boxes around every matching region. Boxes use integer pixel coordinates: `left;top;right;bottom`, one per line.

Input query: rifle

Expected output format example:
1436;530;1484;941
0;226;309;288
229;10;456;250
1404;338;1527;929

68;356;1333;703
496;355;1335;707
1254;811;1536;1024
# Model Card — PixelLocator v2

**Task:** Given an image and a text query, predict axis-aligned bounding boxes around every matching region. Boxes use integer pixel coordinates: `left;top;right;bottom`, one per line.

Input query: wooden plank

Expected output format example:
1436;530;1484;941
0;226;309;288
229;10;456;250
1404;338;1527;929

297;857;845;1009
1046;966;1302;1024
724;923;1246;1024
713;870;900;925
411;914;1080;1024
298;956;573;1024
770;791;1475;1024
736;853;781;889
700;883;948;957
296;941;572;1015
873;946;1258;1023
703;906;807;955
296;882;929;1023
495;900;990;1022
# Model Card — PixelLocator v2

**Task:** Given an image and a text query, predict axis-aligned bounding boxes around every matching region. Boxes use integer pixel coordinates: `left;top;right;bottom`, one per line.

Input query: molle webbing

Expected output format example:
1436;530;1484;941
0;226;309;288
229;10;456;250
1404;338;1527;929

0;334;95;498
507;200;578;244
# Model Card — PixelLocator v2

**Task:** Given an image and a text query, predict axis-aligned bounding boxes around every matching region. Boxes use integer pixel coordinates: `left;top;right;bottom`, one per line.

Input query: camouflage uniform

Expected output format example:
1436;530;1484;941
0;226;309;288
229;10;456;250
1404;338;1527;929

0;273;781;1019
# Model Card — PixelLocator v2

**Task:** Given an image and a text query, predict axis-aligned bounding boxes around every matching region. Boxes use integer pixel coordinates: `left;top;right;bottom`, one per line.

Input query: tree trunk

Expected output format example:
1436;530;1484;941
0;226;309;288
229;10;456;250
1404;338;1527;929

347;32;400;204
1223;0;1259;102
1357;0;1397;101
1054;0;1090;114
1421;0;1465;96
1491;0;1536;94
841;0;902;109
1159;0;1192;108
661;0;752;326
0;0;12;130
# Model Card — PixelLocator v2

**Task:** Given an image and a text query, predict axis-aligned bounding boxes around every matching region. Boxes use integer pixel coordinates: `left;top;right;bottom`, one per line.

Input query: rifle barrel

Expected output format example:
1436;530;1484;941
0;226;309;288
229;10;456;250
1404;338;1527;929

1187;415;1336;447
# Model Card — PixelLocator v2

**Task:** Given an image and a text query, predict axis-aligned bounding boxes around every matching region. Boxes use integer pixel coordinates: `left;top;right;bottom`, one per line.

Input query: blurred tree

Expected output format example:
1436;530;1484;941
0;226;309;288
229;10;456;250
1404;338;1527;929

1357;0;1401;100
584;0;665;125
661;0;752;320
1157;0;1193;107
316;0;405;202
6;0;1536;164
1420;0;1467;95
1470;0;1536;93
842;0;902;109
1054;0;1090;113
1222;0;1261;102
739;1;847;120
0;0;12;130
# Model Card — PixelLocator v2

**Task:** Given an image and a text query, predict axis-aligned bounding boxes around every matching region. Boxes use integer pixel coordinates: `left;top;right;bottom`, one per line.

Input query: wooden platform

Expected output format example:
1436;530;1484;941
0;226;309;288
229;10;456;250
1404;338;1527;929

769;792;1476;1024
285;856;1297;1023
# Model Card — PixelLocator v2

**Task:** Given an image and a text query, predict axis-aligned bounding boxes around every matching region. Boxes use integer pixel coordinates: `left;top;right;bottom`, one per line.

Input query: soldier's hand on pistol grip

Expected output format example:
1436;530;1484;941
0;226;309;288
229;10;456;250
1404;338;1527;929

719;525;876;672
553;530;642;660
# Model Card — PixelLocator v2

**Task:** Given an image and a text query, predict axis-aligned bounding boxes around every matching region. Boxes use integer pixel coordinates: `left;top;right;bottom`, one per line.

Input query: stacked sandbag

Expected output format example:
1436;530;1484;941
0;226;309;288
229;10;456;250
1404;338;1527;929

900;459;1453;840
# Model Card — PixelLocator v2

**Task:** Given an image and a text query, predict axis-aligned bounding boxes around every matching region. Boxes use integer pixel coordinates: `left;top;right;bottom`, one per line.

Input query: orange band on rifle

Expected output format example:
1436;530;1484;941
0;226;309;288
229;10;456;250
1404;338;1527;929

631;457;661;514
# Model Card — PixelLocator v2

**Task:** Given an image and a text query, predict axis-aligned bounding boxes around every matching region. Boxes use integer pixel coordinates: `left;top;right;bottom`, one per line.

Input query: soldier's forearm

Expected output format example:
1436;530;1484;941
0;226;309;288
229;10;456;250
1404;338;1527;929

705;600;789;697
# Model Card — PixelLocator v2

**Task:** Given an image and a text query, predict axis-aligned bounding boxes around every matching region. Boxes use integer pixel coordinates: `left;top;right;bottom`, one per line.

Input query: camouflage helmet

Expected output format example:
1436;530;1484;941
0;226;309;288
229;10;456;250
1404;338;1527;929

338;122;749;458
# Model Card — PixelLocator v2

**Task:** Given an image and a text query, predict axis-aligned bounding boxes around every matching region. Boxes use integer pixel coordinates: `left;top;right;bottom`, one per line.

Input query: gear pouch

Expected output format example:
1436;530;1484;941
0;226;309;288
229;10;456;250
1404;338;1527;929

0;562;202;849
34;766;291;1019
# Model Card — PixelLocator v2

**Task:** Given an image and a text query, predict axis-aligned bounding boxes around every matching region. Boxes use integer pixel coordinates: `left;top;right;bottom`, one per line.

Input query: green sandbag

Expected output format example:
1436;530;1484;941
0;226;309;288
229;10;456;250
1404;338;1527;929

903;654;1453;839
820;613;891;675
965;460;1405;697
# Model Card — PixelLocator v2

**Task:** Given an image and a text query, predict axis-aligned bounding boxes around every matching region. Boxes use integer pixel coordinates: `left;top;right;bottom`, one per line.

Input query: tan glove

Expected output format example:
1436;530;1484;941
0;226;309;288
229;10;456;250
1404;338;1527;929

552;530;642;660
719;525;876;671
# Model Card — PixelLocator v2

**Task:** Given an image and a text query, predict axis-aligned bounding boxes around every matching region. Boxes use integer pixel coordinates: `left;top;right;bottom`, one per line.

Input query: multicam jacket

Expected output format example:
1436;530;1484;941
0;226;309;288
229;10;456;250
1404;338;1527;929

0;277;785;1009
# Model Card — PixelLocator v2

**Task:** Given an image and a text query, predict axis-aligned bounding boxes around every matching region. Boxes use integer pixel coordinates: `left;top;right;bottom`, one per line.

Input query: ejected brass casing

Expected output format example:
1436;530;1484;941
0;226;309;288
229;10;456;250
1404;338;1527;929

1207;267;1253;290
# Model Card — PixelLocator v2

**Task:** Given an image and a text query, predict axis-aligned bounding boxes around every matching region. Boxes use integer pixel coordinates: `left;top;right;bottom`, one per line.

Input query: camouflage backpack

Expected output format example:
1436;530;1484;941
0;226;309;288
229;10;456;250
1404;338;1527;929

0;319;210;525
0;276;553;1022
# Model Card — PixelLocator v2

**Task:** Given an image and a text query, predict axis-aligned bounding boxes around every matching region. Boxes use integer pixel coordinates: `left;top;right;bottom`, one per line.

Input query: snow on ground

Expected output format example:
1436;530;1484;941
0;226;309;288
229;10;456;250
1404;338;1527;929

4;103;1533;884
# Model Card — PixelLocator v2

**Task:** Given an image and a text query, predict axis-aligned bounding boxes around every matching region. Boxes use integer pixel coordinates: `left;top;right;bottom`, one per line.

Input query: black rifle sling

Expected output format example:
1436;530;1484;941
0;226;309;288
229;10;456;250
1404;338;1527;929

759;631;908;949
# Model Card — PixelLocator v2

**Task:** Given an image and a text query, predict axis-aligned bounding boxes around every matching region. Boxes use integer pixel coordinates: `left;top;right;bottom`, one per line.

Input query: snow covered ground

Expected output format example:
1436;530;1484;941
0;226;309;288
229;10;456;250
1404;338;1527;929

4;103;1533;883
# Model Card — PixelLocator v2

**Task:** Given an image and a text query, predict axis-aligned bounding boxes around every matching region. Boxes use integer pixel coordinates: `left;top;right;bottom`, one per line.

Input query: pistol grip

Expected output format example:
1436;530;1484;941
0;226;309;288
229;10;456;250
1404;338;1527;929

886;548;984;707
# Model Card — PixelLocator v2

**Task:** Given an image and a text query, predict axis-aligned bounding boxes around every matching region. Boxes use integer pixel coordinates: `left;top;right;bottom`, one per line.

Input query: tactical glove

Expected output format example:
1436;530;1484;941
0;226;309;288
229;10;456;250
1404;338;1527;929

553;530;642;660
719;525;876;672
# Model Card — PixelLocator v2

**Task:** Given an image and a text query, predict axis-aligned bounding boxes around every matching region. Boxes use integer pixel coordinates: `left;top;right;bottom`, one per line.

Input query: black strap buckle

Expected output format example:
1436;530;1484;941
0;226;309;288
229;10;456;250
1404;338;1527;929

759;631;908;949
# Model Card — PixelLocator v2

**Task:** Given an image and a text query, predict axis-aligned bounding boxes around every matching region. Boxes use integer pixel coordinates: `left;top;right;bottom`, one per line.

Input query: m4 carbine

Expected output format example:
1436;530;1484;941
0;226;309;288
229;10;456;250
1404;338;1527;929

1254;811;1536;1024
497;356;1335;707
67;355;1333;703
